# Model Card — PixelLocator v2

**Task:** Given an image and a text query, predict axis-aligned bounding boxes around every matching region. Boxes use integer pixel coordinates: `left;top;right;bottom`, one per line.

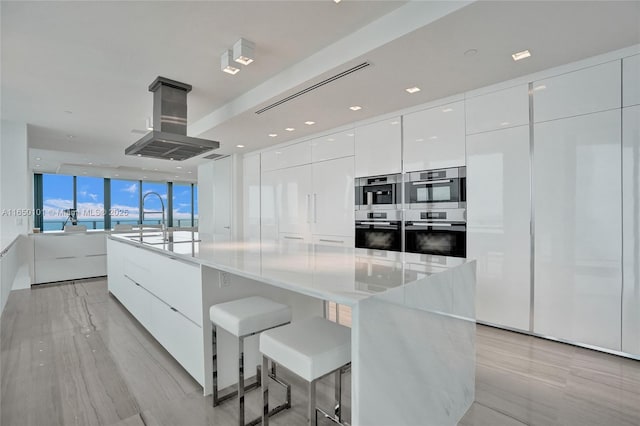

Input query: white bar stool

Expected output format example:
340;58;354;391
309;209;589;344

209;296;293;426
260;317;351;426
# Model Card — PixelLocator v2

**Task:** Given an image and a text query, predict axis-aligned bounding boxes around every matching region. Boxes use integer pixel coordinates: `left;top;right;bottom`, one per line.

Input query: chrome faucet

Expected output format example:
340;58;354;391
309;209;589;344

142;191;166;239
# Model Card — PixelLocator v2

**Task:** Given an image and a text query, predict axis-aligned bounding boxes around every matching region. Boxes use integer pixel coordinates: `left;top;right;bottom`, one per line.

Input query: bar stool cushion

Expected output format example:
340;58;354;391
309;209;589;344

260;317;351;382
209;296;291;337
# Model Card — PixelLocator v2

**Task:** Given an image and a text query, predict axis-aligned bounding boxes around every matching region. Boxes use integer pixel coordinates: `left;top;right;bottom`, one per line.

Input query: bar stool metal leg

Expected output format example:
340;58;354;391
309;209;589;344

308;379;318;426
238;336;245;426
334;369;342;422
262;355;269;426
212;326;219;406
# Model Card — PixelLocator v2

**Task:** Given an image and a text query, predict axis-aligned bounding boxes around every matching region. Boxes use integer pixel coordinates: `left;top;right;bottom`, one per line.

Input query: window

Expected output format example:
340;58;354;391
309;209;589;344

173;183;193;227
110;179;140;227
141;181;168;226
76;176;105;229
42;174;73;231
193;184;199;227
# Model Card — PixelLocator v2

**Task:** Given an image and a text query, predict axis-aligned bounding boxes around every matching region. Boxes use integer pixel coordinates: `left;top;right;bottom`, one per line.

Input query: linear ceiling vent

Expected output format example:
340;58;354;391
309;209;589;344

255;62;371;115
125;76;220;161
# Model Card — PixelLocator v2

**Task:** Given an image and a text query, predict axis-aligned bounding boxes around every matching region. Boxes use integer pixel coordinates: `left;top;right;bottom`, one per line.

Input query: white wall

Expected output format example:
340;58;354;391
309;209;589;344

0;120;30;244
0;120;30;314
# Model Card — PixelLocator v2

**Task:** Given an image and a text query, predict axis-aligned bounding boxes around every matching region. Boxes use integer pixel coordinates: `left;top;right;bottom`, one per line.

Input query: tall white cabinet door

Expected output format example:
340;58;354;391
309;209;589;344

623;55;640;107
354;117;401;177
467;125;531;331
311;156;354;237
403;101;466;172
243;154;261;243
275;164;312;236
260;170;279;243
465;85;529;135
533;110;622;351
213;156;232;239
622;105;640;356
533;61;621;123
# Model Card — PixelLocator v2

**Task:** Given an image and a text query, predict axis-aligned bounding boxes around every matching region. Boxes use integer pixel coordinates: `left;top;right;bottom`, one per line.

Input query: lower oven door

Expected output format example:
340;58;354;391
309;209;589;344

404;222;466;257
355;221;402;252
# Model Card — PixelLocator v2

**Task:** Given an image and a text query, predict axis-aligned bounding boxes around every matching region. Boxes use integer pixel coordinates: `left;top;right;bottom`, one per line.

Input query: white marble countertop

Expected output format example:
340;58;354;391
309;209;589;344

109;232;469;306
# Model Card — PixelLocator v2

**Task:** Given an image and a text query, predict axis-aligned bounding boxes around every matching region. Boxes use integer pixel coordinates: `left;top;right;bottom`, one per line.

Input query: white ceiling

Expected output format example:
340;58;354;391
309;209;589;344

2;1;640;182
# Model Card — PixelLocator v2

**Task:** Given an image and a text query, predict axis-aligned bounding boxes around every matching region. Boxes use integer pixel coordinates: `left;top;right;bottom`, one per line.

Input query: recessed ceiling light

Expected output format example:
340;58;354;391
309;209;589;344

188;171;192;174
35;164;40;167
142;176;147;179
429;136;438;140
67;135;74;139
533;85;547;91
334;0;341;3
153;168;158;171
88;162;93;165
236;144;245;148
174;175;179;178
349;106;362;111
500;121;510;126
464;49;478;57
176;166;182;169
415;138;424;142
169;157;174;161
64;110;73;114
327;138;335;142
442;108;453;113
390;121;399;125
269;133;278;137
137;154;142;157
405;86;421;94
36;157;41;160
347;133;354;137
304;121;316;125
512;50;531;61
285;127;295;132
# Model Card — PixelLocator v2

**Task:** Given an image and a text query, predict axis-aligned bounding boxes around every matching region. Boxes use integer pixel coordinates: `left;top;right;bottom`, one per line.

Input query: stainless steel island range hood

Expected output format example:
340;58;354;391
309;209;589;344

125;76;220;161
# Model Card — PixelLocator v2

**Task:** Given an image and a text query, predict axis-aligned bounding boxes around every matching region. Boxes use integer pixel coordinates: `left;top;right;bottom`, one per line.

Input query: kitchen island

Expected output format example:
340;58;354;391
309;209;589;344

107;231;476;426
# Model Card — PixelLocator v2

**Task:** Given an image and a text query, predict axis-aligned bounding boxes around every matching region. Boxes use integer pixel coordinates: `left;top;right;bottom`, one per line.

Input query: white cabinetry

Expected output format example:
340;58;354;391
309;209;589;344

622;105;640;356
213;156;233;239
107;239;205;385
403;101;465;171
311;156;354;237
465;85;529;135
311;131;354;163
261;141;311;171
33;233;106;284
533;61;621;123
265;157;354;242
466;125;531;331
242;154;261;243
533;110;622;351
354;117;401;177
623;55;640;107
274;164;313;237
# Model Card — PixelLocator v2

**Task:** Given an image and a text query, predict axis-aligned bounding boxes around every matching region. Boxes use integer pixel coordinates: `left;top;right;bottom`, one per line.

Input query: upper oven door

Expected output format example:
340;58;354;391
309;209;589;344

405;168;465;209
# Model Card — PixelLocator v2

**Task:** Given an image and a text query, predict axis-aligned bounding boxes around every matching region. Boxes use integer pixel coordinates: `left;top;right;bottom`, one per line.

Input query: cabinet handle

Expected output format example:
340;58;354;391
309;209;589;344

283;236;304;240
55;256;75;260
313;193;317;223
412;179;452;185
85;254;105;257
170;307;178;312
306;194;311;223
319;239;344;244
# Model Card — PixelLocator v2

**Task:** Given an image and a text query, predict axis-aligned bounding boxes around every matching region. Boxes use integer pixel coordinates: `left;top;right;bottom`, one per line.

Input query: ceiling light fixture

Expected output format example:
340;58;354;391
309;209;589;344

236;144;245;148
269;133;278;137
464;49;478;57
233;38;255;66
36;157;41;160
442;108;453;113
221;50;240;75
285;127;295;132
533;85;547;91
176;166;182;169
334;0;342;3
405;86;421;94
512;49;531;61
349;105;362;111
304;121;316;125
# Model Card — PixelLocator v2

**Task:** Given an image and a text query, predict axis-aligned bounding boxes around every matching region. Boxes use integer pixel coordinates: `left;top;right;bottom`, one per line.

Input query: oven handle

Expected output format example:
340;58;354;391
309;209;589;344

412;222;452;227
411;179;452;185
359;221;391;226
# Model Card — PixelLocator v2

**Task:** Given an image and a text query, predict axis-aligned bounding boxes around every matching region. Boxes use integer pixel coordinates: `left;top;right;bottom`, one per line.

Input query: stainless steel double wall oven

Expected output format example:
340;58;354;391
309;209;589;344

354;167;467;257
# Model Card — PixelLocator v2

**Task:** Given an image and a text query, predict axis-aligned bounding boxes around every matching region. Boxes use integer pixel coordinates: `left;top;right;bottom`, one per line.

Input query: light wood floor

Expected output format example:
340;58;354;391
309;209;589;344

1;278;639;426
